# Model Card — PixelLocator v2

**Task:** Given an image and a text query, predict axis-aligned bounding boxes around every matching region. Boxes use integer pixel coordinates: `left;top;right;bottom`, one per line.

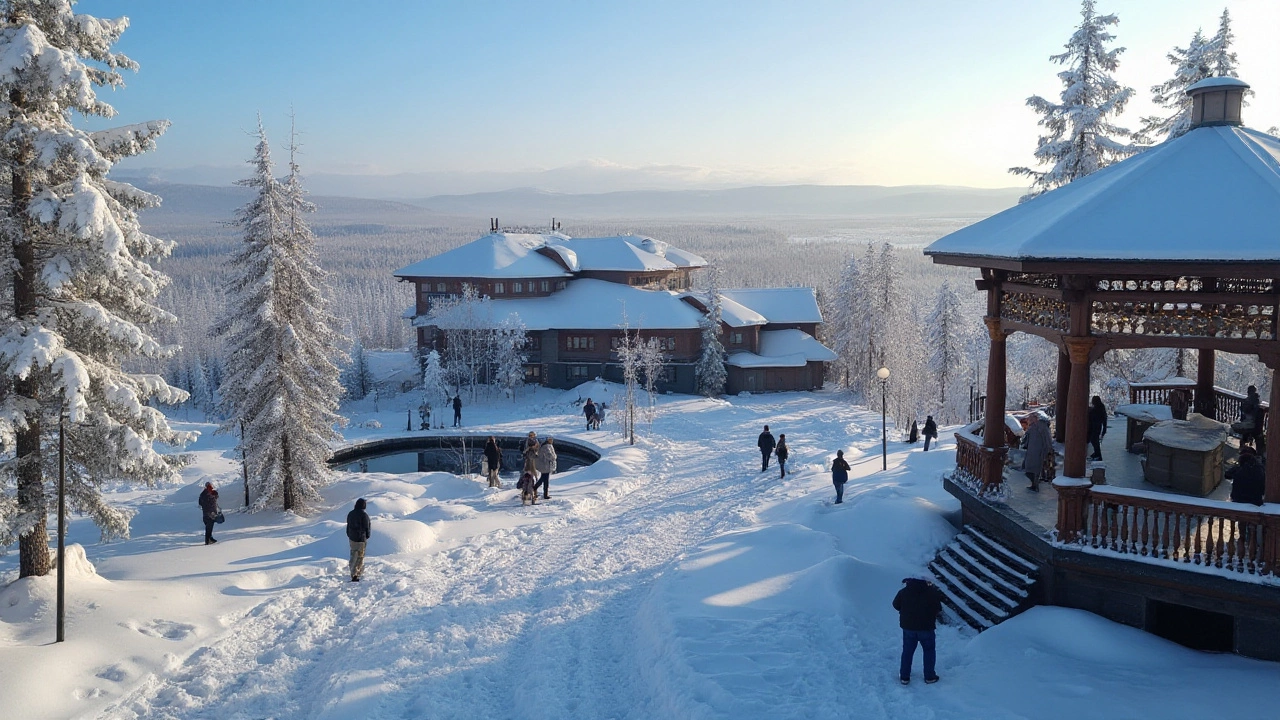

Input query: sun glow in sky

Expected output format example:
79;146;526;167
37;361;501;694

88;0;1280;190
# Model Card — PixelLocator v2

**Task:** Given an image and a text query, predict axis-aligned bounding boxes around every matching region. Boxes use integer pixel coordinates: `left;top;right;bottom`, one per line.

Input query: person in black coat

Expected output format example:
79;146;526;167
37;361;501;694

775;434;789;478
583;398;597;429
452;394;463;427
831;450;851;504
198;482;220;545
757;425;776;472
346;498;372;581
483;436;502;488
922;416;938;452
1238;385;1263;450
907;420;919;444
892;577;943;685
1087;395;1108;461
1228;447;1265;506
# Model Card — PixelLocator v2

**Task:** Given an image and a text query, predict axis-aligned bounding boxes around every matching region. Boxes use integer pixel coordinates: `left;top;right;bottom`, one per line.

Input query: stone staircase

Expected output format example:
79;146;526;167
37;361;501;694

929;525;1040;631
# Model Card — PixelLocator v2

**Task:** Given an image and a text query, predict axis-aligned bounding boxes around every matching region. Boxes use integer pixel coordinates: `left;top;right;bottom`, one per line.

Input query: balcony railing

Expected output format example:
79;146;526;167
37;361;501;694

953;423;1008;499
1055;483;1280;577
1128;381;1268;433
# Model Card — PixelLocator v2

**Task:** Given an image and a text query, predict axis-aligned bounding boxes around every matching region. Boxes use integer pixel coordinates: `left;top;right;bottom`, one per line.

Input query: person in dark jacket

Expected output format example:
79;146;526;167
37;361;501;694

892;577;943;685
1022;412;1053;492
483;436;502;488
831;450;851;503
757;425;776;472
775;434;789;478
583;398;597;430
1168;388;1189;421
907;420;919;444
1228;447;1265;506
346;498;372;581
922;416;938;452
1238;385;1263;450
198;482;220;545
1087;396;1108;461
452;394;463;427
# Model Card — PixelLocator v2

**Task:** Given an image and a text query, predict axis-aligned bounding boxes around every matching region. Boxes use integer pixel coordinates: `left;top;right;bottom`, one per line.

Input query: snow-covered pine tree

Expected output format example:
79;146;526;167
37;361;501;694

1208;8;1238;77
828;250;871;393
866;243;904;396
639;336;667;425
493;314;528;399
1138;29;1213;143
1010;0;1140;201
925;283;966;422
0;3;193;577
694;269;727;397
344;338;370;401
215;121;345;512
188;357;213;419
421;349;449;406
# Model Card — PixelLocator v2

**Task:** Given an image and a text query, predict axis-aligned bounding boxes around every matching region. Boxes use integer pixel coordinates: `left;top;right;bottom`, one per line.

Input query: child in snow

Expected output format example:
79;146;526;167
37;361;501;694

518;472;538;506
775;434;789;478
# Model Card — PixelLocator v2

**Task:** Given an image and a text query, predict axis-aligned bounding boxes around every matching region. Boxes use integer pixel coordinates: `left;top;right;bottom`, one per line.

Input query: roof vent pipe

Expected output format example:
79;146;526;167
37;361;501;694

1186;76;1250;129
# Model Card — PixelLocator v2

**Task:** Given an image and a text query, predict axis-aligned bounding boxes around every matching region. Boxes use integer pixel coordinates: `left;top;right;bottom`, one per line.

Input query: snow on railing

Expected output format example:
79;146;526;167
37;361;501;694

952;422;1009;502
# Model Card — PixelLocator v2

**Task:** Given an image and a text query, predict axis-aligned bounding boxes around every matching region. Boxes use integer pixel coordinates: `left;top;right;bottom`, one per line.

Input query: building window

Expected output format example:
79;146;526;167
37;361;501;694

659;366;675;383
494;282;505;294
525;365;542;381
568;365;590;379
664;337;676;350
524;335;541;350
541;280;550;292
567;336;595;351
436;282;447;293
730;332;743;345
556;281;567;291
610;337;623;350
514;281;523;293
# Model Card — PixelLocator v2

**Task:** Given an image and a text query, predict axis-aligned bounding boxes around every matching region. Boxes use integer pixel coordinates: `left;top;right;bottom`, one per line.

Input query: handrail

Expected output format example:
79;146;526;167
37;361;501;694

1055;482;1280;576
1126;381;1268;433
953;423;1007;499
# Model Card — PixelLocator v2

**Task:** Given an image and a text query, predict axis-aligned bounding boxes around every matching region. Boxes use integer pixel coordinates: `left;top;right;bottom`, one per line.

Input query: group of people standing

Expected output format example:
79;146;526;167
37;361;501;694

518;431;557;505
582;397;607;430
907;416;939;451
757;425;790;478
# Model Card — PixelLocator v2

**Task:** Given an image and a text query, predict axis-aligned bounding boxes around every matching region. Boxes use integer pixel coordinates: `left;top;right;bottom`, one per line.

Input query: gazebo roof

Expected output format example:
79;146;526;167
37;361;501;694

925;124;1280;267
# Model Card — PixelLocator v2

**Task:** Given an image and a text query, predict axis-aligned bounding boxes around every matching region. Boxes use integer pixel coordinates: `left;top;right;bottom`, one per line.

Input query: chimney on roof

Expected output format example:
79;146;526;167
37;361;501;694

1186;76;1250;129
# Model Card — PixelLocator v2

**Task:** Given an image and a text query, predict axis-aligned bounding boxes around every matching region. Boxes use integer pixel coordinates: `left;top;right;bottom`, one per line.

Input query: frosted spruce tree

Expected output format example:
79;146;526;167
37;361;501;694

1010;0;1139;201
215;123;345;512
1139;10;1239;144
828;251;871;393
695;270;727;397
925;283;967;422
344;338;369;401
421;349;449;407
1208;8;1238;78
0;3;193;577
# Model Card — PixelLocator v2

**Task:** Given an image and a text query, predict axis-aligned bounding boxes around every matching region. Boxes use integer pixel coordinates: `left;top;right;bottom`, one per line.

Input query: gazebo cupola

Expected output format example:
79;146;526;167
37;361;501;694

925;76;1280;519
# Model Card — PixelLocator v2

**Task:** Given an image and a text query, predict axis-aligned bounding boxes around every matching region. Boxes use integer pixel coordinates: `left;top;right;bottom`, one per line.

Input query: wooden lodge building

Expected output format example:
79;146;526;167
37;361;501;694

395;229;834;394
923;77;1280;660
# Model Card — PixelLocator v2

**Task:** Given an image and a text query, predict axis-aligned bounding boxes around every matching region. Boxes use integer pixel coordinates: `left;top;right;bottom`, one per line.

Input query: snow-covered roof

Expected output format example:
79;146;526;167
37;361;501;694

720;288;823;324
393;233;574;279
1186;76;1250;92
677;291;768;328
559;236;678;272
726;329;835;369
926;125;1280;264
419;278;704;331
661;246;709;269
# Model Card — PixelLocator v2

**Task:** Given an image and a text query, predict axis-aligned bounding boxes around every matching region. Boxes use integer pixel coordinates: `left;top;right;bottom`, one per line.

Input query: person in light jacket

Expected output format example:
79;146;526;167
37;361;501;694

831;450;851;504
1022;412;1053;492
534;437;557;500
346;498;372;582
522;432;540;476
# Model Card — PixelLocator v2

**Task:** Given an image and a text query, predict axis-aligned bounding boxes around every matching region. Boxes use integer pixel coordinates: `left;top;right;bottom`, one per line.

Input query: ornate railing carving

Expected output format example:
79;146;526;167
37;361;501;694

952;427;1009;501
1219;278;1275;294
1001;291;1071;332
1091;301;1275;339
1095;277;1205;292
1007;273;1058;289
1058;485;1280;576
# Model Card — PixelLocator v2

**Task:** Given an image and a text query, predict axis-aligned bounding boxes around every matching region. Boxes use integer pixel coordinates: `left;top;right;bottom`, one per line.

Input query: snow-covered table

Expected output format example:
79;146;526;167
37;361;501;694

1115;403;1174;453
1141;414;1229;496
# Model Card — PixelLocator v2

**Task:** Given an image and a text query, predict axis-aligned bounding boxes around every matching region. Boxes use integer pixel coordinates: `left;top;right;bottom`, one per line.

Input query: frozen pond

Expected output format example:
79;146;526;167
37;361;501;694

330;434;600;476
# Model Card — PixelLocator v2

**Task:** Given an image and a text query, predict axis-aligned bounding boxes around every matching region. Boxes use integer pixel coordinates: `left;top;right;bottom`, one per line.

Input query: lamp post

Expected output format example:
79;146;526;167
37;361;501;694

877;366;890;471
56;412;66;643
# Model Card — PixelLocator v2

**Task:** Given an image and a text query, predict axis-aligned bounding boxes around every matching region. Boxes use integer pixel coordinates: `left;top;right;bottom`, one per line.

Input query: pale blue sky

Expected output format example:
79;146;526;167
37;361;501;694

86;0;1280;189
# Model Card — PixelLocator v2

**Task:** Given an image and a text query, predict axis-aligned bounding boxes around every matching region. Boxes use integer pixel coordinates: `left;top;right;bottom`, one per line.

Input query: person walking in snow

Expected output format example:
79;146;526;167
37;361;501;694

522;432;540;476
1087;396;1108;461
893;577;943;685
1022;412;1053;492
346;498;372;582
534;436;557;500
583;398;597;429
452;394;463;427
483;436;502;488
595;401;607;429
757;425;776;472
198;482;221;545
908;420;919;444
922;416;938;452
831;450;851;503
775;434;789;478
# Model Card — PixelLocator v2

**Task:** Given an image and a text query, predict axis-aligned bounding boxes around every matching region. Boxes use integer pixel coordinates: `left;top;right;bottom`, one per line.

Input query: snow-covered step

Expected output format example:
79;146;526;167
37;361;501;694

932;578;993;630
955;534;1035;586
948;544;1029;599
936;553;1018;610
963;526;1039;574
930;561;1010;620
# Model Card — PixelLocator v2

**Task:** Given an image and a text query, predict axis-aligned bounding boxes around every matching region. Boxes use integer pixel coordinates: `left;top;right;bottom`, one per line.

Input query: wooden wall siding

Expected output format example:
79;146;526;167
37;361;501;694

726;361;822;394
576;269;686;289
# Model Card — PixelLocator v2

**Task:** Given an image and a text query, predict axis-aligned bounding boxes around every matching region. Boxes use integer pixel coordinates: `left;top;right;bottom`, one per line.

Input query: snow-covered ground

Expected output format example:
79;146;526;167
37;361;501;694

2;384;1279;719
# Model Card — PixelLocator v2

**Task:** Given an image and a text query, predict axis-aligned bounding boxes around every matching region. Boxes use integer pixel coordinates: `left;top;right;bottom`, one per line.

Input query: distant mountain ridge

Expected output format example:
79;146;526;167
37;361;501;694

117;176;1022;222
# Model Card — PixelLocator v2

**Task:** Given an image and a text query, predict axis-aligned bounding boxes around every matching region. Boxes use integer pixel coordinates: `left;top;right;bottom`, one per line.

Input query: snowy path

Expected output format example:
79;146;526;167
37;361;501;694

108;399;848;719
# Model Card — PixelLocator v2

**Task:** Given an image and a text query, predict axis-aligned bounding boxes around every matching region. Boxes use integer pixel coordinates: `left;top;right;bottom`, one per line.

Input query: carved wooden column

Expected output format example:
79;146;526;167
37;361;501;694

1063;337;1095;479
1053;480;1091;543
1195;349;1216;418
982;316;1009;450
1054;349;1071;442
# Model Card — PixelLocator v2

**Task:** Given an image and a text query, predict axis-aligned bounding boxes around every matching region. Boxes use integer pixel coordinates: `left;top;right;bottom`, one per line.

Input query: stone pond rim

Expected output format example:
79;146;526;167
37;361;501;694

328;433;603;469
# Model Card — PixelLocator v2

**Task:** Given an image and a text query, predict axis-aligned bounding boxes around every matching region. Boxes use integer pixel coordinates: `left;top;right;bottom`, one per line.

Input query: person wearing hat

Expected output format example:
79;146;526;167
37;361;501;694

1227;446;1265;506
1022;412;1053;492
534;436;557;500
522;432;540;476
346;498;372;581
893;576;943;685
198;482;221;545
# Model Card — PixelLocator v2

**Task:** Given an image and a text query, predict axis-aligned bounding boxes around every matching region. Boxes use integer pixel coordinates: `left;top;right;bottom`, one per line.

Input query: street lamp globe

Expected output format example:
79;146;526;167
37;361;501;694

876;366;890;382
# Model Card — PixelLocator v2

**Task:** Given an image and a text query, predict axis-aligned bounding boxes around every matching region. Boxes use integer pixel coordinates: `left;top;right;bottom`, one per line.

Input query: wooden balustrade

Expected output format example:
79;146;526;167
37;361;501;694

1127;381;1268;432
953;426;1007;497
1061;485;1280;575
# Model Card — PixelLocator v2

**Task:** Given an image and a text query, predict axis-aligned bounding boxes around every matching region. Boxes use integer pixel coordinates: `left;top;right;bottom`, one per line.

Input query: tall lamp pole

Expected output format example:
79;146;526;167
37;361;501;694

877;366;891;472
56;412;66;643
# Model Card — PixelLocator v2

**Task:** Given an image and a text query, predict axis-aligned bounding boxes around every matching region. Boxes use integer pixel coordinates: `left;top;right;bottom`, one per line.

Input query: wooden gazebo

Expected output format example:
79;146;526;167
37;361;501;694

923;78;1280;659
